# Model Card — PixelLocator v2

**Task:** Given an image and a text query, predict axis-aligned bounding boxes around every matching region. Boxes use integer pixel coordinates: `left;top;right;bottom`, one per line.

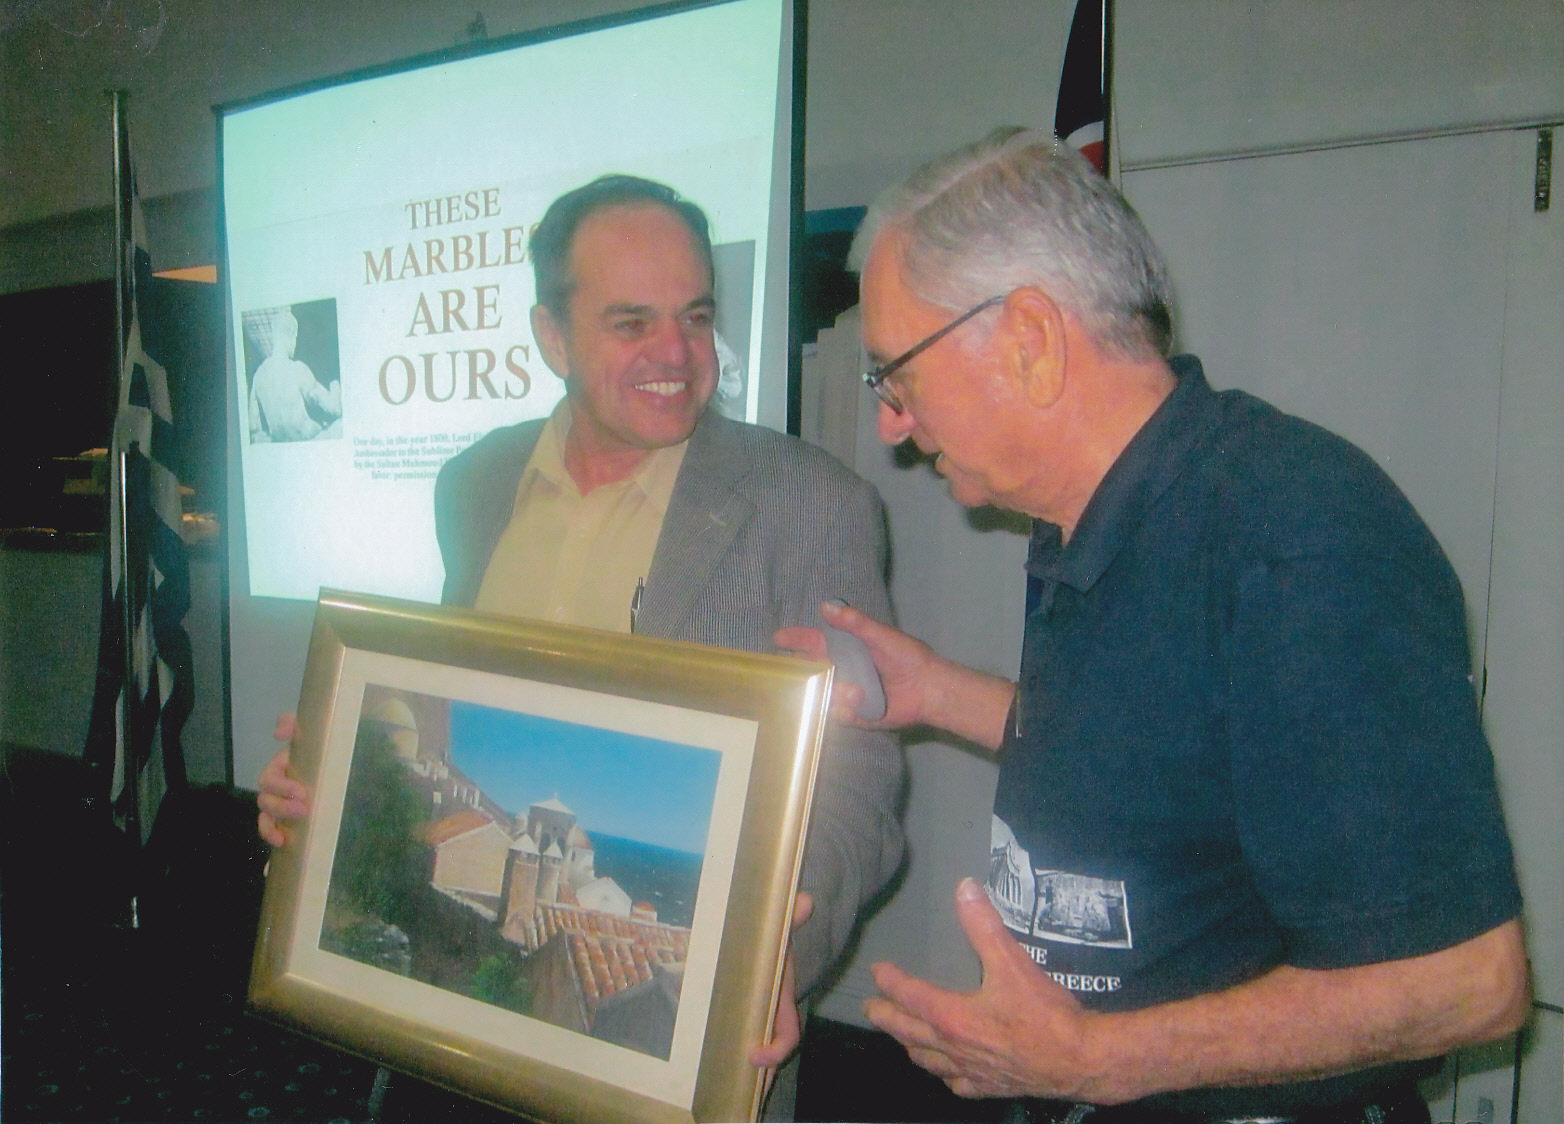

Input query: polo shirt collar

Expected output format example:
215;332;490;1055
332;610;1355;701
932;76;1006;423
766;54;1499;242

1026;354;1221;595
523;399;575;493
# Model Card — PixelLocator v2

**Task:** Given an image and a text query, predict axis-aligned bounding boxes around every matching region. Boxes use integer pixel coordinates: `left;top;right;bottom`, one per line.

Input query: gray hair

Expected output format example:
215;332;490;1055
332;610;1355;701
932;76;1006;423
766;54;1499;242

850;127;1174;359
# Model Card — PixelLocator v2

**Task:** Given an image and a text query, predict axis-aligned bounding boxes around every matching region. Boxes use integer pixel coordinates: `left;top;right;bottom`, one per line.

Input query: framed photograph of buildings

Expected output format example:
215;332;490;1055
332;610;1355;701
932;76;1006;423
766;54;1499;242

248;589;833;1124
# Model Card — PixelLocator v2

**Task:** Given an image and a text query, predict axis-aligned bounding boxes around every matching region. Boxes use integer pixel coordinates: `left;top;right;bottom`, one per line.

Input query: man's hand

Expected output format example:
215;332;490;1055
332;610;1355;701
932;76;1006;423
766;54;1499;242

866;882;1531;1106
775;601;1016;750
256;714;311;848
749;892;815;1071
864;878;1103;1102
775;601;946;731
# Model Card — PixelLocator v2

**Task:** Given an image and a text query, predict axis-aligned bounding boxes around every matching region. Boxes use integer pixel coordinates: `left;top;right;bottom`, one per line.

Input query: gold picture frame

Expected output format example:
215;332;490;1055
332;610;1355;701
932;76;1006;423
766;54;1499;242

248;590;833;1124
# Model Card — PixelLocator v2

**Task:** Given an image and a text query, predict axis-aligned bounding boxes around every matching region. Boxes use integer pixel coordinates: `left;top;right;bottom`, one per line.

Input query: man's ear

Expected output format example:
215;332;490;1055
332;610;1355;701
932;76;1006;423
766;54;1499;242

530;304;570;379
1004;288;1067;410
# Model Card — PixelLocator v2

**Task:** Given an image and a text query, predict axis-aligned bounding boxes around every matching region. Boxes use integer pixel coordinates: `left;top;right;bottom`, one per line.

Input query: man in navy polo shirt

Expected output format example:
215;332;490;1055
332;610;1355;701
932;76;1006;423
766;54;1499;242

788;128;1529;1123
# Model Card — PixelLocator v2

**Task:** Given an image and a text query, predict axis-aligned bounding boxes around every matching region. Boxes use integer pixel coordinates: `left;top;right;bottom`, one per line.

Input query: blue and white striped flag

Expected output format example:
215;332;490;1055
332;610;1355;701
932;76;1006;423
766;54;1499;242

85;95;193;838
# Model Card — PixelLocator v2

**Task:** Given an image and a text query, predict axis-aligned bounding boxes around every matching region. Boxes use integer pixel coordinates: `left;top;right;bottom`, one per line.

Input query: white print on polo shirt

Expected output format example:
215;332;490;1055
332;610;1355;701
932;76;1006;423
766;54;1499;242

988;815;1133;951
1012;937;1124;994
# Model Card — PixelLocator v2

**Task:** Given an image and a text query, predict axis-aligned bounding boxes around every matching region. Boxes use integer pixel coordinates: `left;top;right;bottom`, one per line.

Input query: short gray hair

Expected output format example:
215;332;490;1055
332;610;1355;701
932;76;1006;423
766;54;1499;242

851;127;1173;359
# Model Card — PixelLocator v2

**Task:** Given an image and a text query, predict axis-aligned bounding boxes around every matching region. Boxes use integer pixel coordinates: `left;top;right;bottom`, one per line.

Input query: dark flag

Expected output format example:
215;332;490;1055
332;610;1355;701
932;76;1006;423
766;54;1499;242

1054;0;1110;174
84;93;194;842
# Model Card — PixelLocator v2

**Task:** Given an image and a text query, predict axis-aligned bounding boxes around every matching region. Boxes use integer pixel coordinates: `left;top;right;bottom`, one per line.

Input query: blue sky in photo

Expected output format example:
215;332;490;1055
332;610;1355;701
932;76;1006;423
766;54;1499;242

447;699;723;855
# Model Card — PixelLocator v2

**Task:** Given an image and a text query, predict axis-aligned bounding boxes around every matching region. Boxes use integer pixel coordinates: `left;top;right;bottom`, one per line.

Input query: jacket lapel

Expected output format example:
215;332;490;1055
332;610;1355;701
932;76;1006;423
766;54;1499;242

638;412;755;638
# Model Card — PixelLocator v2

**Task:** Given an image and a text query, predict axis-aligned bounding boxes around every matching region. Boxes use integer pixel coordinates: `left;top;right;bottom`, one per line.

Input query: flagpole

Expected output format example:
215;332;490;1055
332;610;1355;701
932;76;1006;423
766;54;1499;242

111;91;127;384
110;88;142;856
1103;0;1115;182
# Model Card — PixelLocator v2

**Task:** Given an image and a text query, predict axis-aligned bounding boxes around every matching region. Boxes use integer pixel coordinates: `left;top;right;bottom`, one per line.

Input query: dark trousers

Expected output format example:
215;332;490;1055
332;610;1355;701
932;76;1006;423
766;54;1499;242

1008;1084;1432;1124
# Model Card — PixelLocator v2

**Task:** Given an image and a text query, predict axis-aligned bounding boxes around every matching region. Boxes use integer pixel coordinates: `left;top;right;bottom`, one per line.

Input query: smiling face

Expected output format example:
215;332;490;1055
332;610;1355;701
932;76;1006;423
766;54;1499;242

532;202;719;485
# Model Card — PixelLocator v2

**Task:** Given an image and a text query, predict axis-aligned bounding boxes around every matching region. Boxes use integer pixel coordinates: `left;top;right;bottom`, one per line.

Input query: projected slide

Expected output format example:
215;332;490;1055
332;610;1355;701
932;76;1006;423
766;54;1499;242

222;0;787;604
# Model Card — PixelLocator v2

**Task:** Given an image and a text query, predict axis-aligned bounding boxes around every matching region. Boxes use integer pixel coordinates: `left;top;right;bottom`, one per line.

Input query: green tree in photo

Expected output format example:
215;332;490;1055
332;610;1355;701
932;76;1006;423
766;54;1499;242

332;724;425;920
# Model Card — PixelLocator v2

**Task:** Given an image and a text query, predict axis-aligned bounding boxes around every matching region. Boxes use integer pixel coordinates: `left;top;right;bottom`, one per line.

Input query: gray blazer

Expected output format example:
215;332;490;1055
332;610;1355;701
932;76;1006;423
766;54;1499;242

434;409;906;991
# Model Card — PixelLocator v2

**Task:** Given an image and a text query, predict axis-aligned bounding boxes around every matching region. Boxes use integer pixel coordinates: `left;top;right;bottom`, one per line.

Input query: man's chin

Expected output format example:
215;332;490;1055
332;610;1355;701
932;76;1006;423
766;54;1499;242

943;474;994;510
629;407;705;449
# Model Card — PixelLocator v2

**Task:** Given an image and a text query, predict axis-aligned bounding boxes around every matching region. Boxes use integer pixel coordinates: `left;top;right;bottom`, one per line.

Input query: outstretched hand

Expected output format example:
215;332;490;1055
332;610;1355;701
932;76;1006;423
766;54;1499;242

256;713;311;848
864;878;1101;1102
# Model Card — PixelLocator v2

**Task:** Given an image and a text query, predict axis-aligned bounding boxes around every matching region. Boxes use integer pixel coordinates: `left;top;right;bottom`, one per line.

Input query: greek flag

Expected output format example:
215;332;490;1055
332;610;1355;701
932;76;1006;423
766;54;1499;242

84;95;193;839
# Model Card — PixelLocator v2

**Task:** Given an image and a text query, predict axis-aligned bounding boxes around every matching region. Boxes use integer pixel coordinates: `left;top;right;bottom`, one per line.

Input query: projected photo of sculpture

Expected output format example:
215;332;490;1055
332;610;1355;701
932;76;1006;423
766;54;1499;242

242;298;343;443
709;240;755;422
320;683;721;1062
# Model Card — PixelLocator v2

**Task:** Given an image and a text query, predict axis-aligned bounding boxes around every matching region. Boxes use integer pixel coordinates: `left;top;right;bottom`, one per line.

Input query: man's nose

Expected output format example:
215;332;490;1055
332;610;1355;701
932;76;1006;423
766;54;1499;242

647;318;694;365
876;399;917;445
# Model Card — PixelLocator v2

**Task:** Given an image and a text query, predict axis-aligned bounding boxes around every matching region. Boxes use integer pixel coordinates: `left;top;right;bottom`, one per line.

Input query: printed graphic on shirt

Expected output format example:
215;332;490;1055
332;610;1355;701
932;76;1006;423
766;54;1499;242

987;815;1036;932
988;815;1133;950
1032;870;1132;947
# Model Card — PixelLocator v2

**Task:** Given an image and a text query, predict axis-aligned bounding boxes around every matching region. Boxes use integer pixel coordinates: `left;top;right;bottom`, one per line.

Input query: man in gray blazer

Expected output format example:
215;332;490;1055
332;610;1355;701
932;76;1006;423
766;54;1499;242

439;171;905;1079
265;175;904;1088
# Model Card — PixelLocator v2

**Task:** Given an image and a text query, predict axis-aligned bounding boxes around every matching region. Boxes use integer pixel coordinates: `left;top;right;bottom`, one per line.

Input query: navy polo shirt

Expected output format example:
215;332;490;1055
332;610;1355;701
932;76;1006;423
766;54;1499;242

990;356;1521;1112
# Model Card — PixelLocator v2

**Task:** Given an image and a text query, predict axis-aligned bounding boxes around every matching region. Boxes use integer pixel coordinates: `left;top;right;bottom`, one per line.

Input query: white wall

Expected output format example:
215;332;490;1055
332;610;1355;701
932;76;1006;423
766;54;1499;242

1114;0;1564;169
1481;122;1564;1124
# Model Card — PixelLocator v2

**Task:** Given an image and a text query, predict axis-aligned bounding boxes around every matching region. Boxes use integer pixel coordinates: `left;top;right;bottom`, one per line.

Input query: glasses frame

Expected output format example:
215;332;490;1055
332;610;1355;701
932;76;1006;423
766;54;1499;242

862;294;1007;414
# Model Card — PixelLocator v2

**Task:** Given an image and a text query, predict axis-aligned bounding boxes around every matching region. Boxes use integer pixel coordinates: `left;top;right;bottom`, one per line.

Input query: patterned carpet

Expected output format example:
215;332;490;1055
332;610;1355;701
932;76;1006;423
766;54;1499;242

0;745;990;1124
1;751;384;1124
4;952;378;1123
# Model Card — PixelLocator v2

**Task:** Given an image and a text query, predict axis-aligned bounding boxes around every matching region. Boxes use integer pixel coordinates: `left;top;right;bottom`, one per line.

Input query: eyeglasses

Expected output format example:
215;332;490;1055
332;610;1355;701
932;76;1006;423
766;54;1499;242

863;294;1007;414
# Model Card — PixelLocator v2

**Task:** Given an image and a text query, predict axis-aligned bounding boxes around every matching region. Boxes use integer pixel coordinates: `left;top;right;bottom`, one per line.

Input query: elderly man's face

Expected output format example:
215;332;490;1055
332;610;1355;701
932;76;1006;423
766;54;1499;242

860;231;1033;512
535;202;718;461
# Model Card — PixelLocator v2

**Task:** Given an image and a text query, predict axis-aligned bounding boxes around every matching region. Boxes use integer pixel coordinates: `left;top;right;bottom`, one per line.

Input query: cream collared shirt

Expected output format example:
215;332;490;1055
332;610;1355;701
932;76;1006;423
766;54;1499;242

473;402;687;633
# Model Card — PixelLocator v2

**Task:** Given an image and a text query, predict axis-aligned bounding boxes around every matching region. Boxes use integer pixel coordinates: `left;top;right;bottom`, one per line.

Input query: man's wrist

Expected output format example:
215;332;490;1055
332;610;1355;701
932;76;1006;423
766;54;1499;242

1070;1009;1137;1105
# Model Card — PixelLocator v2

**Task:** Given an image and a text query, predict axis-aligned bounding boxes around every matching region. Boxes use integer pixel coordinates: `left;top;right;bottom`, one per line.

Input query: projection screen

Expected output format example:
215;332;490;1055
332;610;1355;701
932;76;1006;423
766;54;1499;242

219;0;796;785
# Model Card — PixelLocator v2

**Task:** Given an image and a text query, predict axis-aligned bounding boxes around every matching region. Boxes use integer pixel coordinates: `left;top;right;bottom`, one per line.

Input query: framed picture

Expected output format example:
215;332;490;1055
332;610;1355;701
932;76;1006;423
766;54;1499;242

248;590;833;1124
